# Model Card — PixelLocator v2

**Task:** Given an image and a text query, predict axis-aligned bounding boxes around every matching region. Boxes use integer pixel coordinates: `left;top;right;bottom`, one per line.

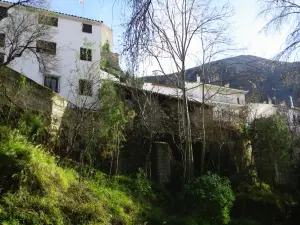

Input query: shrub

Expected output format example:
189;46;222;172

135;168;152;198
229;219;262;225
185;173;235;225
18;112;45;142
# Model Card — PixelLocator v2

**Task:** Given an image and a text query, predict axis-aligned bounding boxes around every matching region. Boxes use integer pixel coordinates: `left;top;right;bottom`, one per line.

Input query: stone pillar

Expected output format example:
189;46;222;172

151;142;171;185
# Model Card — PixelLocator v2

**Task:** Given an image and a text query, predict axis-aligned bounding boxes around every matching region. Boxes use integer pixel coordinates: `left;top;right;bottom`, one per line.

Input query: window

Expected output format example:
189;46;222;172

36;40;56;55
80;48;92;61
82;23;92;33
44;75;59;93
293;114;296;124
79;79;92;96
0;6;7;20
0;53;5;63
38;15;58;27
0;33;5;47
237;97;240;104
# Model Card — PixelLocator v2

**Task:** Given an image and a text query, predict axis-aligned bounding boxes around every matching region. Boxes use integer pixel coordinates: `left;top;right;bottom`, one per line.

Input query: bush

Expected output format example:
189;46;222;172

18;112;45;142
185;173;235;225
135;168;153;198
233;182;295;225
229;218;262;225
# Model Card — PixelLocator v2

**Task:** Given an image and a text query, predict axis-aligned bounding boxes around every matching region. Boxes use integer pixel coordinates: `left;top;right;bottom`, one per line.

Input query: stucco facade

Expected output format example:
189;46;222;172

0;1;116;107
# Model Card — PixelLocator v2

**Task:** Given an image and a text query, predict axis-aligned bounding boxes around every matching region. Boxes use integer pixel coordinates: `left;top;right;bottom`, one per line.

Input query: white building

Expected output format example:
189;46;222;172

248;102;300;135
143;77;248;120
0;1;117;108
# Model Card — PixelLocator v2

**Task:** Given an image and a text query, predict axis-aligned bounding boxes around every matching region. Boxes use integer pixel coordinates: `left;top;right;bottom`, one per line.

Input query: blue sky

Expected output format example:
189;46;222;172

49;0;289;72
51;0;126;52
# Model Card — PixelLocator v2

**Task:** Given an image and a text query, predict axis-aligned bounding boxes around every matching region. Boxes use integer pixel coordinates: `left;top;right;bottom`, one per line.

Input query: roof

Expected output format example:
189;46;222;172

117;82;205;106
0;0;104;24
149;82;249;94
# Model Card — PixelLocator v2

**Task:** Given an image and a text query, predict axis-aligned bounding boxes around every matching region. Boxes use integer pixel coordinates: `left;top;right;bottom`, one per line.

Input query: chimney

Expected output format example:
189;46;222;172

272;96;276;104
267;96;272;104
289;96;294;108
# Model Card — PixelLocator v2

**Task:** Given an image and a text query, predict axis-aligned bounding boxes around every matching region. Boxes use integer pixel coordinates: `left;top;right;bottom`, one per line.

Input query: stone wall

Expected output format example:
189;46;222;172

0;67;68;134
0;68;247;179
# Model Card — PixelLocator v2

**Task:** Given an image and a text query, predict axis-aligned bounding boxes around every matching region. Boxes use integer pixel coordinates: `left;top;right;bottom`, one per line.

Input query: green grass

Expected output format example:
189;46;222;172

0;126;164;225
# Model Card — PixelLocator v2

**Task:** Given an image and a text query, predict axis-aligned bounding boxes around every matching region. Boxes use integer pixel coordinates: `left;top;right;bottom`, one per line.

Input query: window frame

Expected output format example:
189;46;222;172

0;33;5;47
0;6;8;20
44;75;60;93
36;40;57;55
82;23;92;34
0;52;5;63
80;47;92;61
78;79;93;96
293;114;297;125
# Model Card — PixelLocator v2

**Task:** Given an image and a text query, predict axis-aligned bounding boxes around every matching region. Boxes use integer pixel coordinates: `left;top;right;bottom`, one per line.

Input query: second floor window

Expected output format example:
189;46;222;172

38;15;58;27
0;52;5;63
36;40;56;55
237;97;240;104
44;75;59;93
79;79;92;96
80;48;92;61
0;6;7;20
0;33;5;47
82;23;92;33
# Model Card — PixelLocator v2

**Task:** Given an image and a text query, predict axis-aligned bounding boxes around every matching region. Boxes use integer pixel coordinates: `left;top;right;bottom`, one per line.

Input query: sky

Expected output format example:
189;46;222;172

49;0;289;73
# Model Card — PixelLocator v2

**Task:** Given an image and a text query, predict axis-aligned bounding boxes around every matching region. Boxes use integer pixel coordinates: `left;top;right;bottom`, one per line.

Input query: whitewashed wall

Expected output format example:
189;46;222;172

143;82;247;106
185;82;247;105
0;2;117;107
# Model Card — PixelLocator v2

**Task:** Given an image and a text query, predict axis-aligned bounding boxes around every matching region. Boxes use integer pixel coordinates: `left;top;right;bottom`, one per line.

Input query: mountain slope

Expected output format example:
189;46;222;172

143;55;300;106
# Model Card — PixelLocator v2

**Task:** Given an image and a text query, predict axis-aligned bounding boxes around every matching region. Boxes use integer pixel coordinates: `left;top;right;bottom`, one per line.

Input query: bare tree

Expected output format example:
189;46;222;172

259;0;300;60
196;13;236;174
124;0;235;181
259;0;300;107
0;2;57;108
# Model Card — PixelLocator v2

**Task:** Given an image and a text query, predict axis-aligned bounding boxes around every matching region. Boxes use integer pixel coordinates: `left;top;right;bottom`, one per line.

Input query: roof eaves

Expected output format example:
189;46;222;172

0;0;103;24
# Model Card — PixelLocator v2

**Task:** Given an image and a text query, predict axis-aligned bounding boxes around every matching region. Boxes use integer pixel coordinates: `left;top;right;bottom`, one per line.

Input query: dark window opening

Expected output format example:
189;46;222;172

237;97;240;104
0;53;5;63
82;23;92;33
38;15;58;27
44;75;59;93
36;40;56;55
80;48;92;61
0;7;8;20
0;33;5;47
188;103;195;113
79;79;92;96
293;114;296;124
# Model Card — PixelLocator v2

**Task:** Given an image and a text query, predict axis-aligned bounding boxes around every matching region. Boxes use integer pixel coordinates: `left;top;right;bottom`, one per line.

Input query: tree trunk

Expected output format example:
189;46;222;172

145;136;153;176
200;80;206;175
181;68;194;181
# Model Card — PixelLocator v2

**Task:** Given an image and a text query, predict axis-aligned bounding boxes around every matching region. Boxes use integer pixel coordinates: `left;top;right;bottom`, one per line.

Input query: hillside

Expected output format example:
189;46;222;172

143;55;300;106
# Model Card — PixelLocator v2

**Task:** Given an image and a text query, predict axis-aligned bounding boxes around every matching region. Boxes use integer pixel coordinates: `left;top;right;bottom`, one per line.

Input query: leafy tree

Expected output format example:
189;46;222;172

98;81;135;175
250;114;293;185
185;173;235;225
